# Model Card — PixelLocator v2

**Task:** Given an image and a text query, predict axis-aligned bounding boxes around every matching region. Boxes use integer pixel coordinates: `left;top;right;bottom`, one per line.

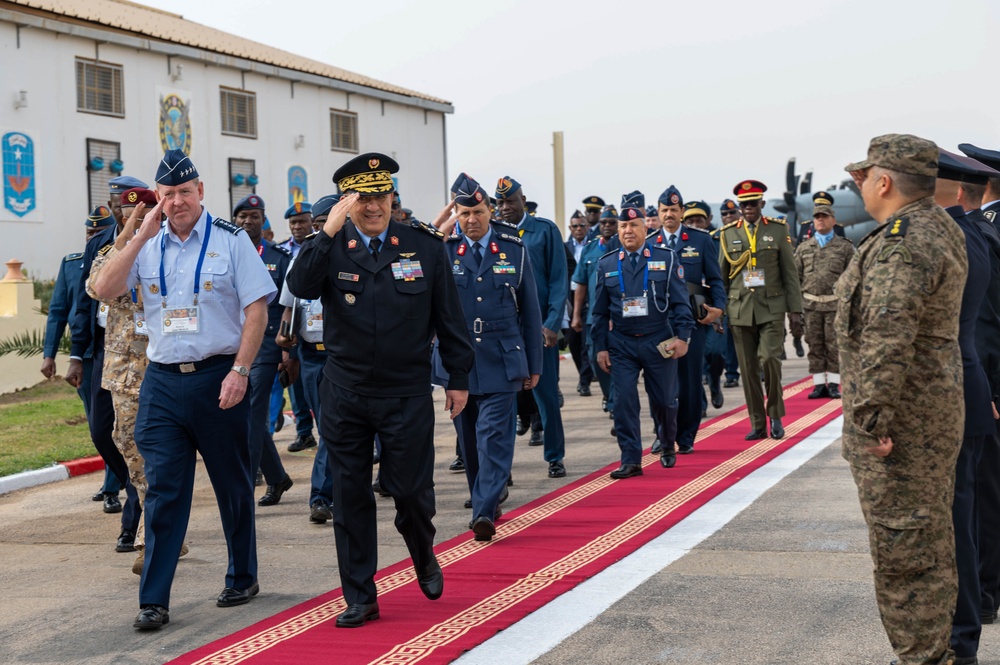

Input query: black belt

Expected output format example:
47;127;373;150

151;353;235;374
300;340;326;352
470;317;517;334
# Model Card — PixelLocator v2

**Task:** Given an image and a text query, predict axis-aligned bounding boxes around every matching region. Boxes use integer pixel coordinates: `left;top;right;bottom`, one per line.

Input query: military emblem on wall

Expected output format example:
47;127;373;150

288;166;308;207
2;131;36;218
159;93;192;154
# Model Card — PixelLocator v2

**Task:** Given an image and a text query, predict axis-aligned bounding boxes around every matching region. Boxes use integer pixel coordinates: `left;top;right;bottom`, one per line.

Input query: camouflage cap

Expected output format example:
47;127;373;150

813;204;835;217
844;133;938;177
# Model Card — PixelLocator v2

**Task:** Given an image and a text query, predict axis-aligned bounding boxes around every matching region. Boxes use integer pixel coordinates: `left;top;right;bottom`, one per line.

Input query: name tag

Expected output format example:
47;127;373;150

134;311;148;336
622;296;648;318
162;305;200;334
306;311;324;332
605;271;619;278
647;261;666;271
391;259;424;281
742;269;766;288
338;272;359;282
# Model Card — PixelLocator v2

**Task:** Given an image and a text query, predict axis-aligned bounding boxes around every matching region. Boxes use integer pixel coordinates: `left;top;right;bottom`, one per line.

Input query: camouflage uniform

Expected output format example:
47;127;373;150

794;233;854;375
87;246;149;549
836;189;967;664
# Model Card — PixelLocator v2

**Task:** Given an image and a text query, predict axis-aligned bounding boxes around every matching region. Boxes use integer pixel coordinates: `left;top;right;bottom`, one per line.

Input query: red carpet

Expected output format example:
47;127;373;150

171;379;842;665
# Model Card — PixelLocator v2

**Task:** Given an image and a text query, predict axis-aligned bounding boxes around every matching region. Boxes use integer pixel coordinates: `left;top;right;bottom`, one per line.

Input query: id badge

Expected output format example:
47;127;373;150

622;296;649;318
134;311;148;336
162;305;200;334
742;269;766;288
306;309;324;333
97;303;109;328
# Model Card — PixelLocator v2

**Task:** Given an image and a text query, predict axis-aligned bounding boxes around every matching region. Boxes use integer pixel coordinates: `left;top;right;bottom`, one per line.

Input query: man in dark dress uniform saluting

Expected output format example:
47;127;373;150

287;153;474;628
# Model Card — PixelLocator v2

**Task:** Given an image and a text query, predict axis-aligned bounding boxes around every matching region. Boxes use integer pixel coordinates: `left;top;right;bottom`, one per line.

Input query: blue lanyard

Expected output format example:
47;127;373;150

159;213;212;304
617;245;649;297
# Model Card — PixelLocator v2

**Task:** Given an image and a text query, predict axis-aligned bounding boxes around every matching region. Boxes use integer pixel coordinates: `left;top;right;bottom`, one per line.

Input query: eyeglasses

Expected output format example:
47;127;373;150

720;210;740;216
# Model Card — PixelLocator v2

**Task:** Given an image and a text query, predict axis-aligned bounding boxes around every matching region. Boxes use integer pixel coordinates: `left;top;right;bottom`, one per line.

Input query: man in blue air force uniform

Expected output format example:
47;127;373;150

433;176;543;542
592;201;694;476
90;149;276;630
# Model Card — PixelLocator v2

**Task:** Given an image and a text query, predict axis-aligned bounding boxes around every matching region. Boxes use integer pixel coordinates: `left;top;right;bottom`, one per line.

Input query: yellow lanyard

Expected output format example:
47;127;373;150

745;223;758;268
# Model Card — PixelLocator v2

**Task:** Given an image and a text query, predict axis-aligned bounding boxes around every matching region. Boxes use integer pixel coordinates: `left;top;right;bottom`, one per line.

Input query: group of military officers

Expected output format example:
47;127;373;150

35;134;1000;663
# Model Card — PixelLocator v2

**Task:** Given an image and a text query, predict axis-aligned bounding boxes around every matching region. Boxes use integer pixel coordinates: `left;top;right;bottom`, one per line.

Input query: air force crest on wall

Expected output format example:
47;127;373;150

3;132;36;218
159;94;192;154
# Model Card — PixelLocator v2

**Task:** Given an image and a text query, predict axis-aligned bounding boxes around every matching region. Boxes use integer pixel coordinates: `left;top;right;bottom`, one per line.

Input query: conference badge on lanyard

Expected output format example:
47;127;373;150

618;248;650;318
162;306;200;334
158;214;212;335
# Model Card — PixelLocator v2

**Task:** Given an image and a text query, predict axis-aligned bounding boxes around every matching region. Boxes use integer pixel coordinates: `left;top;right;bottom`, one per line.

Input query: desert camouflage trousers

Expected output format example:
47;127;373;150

850;464;958;665
112;390;147;549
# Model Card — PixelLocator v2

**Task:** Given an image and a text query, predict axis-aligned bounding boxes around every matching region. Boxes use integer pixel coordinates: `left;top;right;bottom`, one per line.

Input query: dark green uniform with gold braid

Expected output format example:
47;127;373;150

718;214;802;433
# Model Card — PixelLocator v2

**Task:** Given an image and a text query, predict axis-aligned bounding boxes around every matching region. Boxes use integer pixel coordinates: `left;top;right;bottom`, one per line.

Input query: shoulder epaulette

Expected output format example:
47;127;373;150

684;225;710;235
491;219;518;230
64;252;83;262
884;214;910;238
721;220;741;230
764;216;786;225
599;248;619;260
709;229;721;239
412;220;444;238
304;231;318;241
446;234;462;243
275;236;291;246
97;244;114;256
272;243;292;257
986;210;996;223
213;217;243;235
496;231;523;245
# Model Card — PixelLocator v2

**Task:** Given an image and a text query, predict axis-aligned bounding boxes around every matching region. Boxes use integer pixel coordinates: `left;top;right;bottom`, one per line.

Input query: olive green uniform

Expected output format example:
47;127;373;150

718;216;802;431
835;197;967;665
794;234;854;376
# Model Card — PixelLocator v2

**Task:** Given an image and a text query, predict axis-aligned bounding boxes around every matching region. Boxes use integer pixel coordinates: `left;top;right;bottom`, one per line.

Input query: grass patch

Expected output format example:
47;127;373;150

0;380;96;477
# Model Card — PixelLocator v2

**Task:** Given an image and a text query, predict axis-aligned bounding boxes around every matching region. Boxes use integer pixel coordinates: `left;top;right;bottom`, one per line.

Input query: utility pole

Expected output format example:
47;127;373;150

552;131;565;235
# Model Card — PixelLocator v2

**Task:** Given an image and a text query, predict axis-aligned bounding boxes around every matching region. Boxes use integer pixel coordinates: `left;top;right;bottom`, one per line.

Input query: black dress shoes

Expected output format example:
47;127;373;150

309;500;333;524
548;461;566;478
116;530;136;553
258;474;293;506
516;417;529;436
133;605;169;630
724;378;740;388
793;336;805;357
651;438;663;454
745;429;767;441
217;581;260;607
827;383;842;399
807;384;829;399
660;453;676;468
472;516;496;542
336;602;380;628
578;384;592;397
92;490;105;502
103;493;122;514
601;397;609;412
448;456;465;472
770;418;785;439
372;473;391;497
610;463;643;479
287;434;317;453
417;559;444;600
677;446;693;454
710;382;724;409
463;498;472;509
529;429;543;446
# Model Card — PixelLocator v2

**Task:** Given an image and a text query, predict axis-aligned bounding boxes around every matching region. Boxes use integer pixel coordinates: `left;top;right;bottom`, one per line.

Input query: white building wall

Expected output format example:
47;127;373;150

0;20;447;279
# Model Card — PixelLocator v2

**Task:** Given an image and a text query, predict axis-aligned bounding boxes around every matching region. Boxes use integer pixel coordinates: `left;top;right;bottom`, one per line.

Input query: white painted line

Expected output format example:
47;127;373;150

0;464;70;496
454;416;844;665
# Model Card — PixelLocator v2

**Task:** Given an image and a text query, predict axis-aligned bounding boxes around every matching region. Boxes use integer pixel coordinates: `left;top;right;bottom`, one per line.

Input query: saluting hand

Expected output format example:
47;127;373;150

323;192;359;239
115;202;146;250
134;197;166;243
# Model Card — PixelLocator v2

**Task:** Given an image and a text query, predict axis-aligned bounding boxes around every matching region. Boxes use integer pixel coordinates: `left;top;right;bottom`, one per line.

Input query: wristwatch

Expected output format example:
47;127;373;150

231;365;250;377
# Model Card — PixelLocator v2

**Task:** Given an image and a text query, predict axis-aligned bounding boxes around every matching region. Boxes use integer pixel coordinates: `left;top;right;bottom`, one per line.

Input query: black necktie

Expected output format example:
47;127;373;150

668;235;677;250
369;237;382;262
630;252;638;268
473;243;483;267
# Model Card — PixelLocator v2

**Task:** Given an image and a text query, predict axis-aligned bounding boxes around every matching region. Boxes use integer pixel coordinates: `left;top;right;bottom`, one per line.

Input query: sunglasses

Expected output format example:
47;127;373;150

720;209;740;215
569;223;586;228
738;201;761;209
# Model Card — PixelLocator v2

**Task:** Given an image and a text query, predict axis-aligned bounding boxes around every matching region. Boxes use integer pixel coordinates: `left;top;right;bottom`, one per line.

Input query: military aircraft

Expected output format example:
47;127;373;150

769;157;875;244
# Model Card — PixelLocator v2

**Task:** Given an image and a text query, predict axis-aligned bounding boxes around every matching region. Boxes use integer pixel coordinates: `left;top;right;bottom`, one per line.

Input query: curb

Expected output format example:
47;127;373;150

0;455;103;497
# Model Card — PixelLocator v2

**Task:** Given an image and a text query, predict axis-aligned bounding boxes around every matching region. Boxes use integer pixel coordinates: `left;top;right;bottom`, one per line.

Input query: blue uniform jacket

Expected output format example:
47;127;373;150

433;230;543;394
44;253;86;359
517;214;568;333
948;206;996;438
255;239;293;365
591;244;695;352
967;207;1000;403
572;235;620;325
647;226;727;311
71;224;116;358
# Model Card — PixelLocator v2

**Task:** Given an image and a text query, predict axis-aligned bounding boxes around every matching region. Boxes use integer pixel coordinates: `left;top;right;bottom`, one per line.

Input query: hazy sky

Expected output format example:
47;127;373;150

142;0;1000;219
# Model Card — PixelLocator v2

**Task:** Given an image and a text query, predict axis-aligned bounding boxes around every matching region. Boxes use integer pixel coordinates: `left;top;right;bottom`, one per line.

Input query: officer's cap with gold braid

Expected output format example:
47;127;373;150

454;175;489;208
120;188;157;209
85;205;114;228
582;195;605;210
495;176;522;200
284;201;312;218
732;179;767;202
334;152;398;194
812;191;835;206
683;201;711;220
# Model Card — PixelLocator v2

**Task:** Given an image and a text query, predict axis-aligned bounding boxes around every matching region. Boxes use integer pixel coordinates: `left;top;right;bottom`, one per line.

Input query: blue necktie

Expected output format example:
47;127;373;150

473;243;483;268
630;252;638;268
369;237;382;262
668;234;677;250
